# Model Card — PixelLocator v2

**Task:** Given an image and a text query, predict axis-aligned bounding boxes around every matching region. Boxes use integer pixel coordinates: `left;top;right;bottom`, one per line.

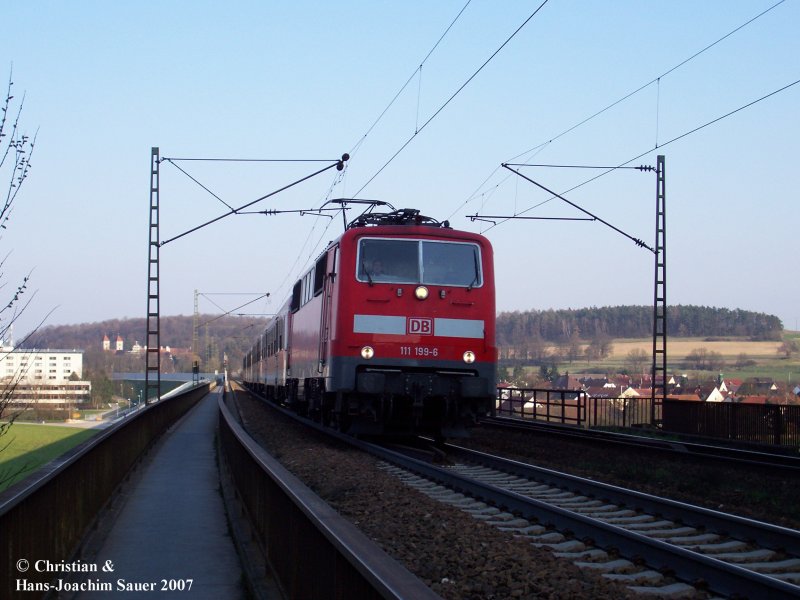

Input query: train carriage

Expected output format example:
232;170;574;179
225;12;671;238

243;208;496;437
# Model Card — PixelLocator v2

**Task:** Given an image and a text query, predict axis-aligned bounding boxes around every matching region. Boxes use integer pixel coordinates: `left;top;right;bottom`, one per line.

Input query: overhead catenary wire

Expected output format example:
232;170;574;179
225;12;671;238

503;0;786;164
268;207;336;304
275;0;526;299
198;292;268;315
473;215;594;221
354;0;551;197
347;0;473;159
500;163;655;252
160;156;347;247
158;157;345;332
159;153;347;244
155;153;348;325
238;207;341;218
481;77;800;233
262;209;341;314
271;2;476;301
162;157;337;162
449;0;788;223
163;159;234;212
503;163;655;170
655;77;661;149
197;293;271;329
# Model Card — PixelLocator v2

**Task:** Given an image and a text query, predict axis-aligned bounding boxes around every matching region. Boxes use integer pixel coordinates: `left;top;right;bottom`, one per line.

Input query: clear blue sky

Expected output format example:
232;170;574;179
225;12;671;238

2;0;798;343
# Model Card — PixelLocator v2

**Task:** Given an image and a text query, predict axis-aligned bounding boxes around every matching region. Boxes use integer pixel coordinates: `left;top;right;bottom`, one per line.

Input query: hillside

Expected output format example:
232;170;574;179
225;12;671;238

18;305;784;376
497;305;782;349
20;315;269;374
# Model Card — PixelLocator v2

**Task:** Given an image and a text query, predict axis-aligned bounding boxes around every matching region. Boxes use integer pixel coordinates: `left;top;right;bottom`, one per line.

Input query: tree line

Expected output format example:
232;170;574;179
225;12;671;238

497;305;782;348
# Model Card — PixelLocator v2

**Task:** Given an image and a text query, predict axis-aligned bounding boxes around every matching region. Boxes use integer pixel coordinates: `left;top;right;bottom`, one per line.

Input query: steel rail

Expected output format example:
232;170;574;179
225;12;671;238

233;383;800;597
481;415;800;472
443;442;800;555
218;391;441;600
352;440;800;599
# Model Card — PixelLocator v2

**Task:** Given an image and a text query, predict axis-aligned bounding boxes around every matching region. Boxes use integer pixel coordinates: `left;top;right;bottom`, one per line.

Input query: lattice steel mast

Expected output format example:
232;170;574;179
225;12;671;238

145;147;161;404
193;289;199;363
651;155;666;424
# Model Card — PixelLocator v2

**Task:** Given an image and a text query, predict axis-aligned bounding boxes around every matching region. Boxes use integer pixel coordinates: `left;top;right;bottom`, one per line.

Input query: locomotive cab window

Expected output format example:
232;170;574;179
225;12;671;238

290;281;301;312
421;241;482;287
358;239;418;283
313;254;326;296
357;238;482;288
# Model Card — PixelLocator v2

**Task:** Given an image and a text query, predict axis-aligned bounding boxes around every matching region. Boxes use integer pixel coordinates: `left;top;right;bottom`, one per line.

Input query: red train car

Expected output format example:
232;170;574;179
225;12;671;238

243;208;496;436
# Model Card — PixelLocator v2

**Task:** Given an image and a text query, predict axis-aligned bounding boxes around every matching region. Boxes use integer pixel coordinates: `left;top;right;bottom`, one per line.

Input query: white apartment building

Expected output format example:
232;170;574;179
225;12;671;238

1;344;91;406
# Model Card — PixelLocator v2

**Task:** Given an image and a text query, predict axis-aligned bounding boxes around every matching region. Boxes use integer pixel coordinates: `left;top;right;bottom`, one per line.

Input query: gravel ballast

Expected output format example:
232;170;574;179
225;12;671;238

458;426;800;531
231;391;639;600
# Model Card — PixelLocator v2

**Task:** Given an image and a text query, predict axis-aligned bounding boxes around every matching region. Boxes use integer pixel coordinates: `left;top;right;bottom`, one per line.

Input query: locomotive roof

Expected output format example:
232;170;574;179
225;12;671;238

313;207;491;262
347;208;449;230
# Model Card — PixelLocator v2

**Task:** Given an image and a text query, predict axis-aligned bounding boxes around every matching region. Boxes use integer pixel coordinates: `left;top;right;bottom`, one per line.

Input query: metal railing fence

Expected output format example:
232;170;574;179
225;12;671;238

494;387;798;447
662;400;800;447
495;387;586;426
0;383;211;598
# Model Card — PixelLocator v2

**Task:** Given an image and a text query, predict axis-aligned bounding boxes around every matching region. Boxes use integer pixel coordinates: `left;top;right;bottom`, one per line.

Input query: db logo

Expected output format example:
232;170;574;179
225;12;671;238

407;317;433;335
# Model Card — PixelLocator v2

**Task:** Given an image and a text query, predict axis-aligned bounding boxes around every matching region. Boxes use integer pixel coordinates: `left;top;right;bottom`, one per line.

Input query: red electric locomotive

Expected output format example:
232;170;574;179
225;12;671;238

242;207;496;437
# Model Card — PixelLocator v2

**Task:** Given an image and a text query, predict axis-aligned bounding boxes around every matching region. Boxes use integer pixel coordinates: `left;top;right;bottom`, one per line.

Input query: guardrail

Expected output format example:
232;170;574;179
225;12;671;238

496;387;798;448
663;400;800;447
217;394;441;600
0;383;212;598
496;387;587;425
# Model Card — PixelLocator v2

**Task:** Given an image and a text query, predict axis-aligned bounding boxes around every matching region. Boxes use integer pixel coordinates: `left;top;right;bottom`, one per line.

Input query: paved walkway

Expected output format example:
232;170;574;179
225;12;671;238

76;390;245;599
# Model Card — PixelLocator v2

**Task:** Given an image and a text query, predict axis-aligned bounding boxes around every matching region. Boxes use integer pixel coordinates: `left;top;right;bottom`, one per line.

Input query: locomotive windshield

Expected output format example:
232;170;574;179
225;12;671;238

357;238;482;287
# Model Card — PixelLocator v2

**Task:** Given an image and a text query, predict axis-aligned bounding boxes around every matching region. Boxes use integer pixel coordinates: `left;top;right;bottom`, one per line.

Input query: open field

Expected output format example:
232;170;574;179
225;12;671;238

0;423;99;492
608;338;783;360
508;335;800;384
608;338;799;382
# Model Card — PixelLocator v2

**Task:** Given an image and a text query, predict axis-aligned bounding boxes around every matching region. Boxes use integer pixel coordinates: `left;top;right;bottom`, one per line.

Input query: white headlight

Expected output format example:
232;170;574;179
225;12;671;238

463;350;476;364
414;286;429;300
361;346;375;360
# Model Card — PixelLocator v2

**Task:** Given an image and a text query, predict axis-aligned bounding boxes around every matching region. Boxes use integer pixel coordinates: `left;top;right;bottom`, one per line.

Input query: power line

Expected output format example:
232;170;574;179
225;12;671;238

268;212;328;302
160;156;347;246
163;159;234;211
197;293;271;329
274;2;475;300
198;292;268;316
500;163;655;252
504;0;786;163
482;77;800;232
452;0;788;223
198;292;268;295
348;0;473;159
163;157;336;162
354;0;551;196
471;214;594;222
504;163;653;170
652;78;799;150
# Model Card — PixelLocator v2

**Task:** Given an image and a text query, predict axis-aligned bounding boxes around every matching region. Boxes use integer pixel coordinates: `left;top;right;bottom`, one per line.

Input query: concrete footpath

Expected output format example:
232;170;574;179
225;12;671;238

76;390;245;599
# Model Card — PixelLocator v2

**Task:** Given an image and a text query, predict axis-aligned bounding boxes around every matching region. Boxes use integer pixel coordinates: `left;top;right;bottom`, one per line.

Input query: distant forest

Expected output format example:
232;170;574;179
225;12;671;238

497;305;783;347
19;305;782;374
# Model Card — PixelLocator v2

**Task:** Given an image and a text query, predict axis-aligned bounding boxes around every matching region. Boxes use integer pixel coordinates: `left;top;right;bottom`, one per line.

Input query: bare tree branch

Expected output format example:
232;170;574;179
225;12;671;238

0;68;39;453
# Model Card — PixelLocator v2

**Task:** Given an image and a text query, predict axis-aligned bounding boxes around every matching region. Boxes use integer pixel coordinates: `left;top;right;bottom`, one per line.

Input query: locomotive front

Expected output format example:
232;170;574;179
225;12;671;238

330;209;496;436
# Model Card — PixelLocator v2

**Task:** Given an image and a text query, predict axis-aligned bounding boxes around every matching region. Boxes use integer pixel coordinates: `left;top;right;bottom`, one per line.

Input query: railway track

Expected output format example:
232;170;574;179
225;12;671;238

220;385;442;600
480;415;800;473
234;384;800;597
361;439;800;598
